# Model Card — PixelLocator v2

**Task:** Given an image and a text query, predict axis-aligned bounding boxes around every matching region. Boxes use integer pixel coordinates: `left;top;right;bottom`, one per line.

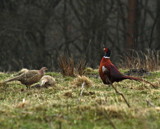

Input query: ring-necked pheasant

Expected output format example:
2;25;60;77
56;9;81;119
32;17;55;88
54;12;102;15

99;48;156;88
5;67;47;88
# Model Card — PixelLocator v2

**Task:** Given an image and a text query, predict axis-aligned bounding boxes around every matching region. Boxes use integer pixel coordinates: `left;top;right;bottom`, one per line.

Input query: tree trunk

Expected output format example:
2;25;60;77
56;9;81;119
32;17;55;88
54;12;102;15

156;0;160;49
126;0;138;50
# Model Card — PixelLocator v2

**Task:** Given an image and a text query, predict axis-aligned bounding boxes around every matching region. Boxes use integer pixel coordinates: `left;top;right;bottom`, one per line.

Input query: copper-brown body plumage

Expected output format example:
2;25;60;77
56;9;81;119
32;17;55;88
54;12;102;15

99;48;156;88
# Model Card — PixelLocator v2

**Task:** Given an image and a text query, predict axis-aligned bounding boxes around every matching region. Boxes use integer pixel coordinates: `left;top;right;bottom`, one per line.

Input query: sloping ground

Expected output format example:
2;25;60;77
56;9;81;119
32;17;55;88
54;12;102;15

0;70;160;129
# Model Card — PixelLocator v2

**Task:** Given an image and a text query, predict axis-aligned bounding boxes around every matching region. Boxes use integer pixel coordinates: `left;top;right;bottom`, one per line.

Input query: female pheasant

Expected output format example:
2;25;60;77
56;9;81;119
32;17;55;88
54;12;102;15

40;75;56;88
32;75;56;88
5;67;47;88
99;48;156;88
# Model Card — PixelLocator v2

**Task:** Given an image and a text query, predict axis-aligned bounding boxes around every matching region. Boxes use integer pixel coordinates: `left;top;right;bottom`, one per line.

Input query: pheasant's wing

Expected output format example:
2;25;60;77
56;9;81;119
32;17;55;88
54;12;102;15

21;70;38;78
103;64;123;83
101;65;112;84
99;57;125;84
109;65;124;82
20;70;41;85
102;66;109;75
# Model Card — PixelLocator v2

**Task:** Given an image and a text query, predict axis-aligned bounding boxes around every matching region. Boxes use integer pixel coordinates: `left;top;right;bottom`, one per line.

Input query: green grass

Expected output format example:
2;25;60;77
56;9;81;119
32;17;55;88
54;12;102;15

0;69;160;129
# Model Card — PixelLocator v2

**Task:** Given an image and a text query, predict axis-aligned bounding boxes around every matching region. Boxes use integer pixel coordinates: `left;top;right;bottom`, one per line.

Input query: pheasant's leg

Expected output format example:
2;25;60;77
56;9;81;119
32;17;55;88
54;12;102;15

108;84;111;87
26;85;30;89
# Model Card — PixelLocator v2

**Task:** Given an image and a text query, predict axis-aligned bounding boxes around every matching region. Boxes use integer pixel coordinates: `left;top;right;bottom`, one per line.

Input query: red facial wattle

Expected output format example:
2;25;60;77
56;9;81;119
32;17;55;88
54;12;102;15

104;48;108;53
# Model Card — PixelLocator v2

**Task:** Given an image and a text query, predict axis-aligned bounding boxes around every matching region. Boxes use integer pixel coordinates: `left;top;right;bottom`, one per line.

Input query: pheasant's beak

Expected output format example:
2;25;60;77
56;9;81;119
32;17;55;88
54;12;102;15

103;48;105;51
43;67;48;71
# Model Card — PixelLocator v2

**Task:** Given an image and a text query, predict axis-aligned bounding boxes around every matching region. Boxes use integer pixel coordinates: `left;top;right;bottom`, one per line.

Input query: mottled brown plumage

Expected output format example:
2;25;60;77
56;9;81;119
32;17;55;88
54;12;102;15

14;68;29;76
40;75;56;88
31;75;56;88
5;67;47;88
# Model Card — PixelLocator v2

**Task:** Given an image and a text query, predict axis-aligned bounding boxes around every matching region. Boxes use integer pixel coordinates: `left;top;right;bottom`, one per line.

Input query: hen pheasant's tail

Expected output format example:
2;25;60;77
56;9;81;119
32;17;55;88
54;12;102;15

5;76;20;83
123;75;157;89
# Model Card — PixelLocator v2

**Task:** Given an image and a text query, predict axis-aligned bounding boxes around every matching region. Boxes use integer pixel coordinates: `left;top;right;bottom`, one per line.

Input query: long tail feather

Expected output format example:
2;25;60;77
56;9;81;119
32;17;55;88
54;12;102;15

123;75;156;89
5;76;20;83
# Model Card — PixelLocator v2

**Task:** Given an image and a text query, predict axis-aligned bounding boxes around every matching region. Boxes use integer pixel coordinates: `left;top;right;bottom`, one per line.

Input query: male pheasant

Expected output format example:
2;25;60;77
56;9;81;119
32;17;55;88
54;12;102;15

99;48;156;88
5;67;47;88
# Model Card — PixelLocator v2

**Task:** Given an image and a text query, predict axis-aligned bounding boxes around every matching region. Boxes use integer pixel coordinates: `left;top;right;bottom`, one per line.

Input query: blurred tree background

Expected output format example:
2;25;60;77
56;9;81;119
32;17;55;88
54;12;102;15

0;0;159;71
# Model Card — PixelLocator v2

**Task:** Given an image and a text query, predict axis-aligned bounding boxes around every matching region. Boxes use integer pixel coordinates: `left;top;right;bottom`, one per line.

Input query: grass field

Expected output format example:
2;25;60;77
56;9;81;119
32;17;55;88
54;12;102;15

0;69;160;129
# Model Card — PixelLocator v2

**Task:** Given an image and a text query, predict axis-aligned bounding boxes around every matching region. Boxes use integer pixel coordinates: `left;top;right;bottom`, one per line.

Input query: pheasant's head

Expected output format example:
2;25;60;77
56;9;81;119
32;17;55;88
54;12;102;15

40;67;48;74
104;48;111;58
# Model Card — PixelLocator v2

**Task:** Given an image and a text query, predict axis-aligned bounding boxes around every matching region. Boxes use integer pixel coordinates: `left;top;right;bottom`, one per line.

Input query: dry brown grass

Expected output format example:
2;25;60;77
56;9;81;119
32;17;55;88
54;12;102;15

83;67;94;75
71;75;92;88
118;49;160;71
76;59;86;76
58;55;86;76
58;55;75;77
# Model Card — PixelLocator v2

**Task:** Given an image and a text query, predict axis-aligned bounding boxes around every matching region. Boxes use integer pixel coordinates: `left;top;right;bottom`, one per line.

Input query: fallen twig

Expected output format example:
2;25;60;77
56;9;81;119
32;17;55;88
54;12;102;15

77;82;85;102
80;82;85;96
146;99;155;107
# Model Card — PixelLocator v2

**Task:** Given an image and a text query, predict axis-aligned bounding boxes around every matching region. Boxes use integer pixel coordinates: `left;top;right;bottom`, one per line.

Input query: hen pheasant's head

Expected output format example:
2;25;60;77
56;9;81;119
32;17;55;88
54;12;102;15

40;67;48;73
104;48;111;58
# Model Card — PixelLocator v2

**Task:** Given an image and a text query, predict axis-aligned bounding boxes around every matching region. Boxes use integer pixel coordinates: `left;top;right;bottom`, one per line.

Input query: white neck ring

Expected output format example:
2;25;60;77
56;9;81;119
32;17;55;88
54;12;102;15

104;56;110;58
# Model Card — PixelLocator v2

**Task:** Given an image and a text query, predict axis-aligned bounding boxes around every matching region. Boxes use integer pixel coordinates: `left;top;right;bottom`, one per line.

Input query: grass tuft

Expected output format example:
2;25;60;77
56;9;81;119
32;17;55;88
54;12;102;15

58;55;87;77
76;59;86;76
58;55;75;77
71;75;92;88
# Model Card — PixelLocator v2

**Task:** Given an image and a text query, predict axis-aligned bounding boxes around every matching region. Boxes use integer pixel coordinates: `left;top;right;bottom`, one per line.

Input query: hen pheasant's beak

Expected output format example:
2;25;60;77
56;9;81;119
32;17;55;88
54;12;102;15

42;67;48;71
